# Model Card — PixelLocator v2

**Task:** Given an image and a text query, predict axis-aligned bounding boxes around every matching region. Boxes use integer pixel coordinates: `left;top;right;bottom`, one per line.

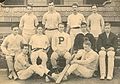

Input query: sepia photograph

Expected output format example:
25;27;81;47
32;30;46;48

0;0;120;84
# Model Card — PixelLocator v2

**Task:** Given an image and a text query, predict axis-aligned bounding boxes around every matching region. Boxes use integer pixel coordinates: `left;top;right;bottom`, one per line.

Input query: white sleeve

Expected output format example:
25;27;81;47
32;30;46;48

58;13;62;24
42;13;47;25
34;15;39;27
19;15;24;30
1;37;9;55
66;35;71;51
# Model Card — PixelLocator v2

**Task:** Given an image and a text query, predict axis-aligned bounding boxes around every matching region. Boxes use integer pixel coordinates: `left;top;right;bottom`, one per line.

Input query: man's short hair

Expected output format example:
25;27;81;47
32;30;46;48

48;1;54;5
83;40;91;47
22;44;29;49
36;24;42;29
58;23;64;26
26;4;33;8
105;22;111;26
91;4;98;8
81;22;87;26
72;2;79;7
11;24;18;30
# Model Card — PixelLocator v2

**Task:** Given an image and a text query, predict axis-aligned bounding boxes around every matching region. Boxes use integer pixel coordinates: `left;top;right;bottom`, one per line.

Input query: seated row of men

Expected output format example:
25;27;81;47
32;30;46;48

0;22;118;82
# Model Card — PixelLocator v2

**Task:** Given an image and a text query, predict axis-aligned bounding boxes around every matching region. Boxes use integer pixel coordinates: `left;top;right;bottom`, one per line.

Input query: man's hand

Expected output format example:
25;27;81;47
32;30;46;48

71;60;79;64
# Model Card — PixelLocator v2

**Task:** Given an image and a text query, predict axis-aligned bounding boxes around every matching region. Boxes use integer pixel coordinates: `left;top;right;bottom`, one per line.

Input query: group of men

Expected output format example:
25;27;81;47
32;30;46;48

0;1;118;83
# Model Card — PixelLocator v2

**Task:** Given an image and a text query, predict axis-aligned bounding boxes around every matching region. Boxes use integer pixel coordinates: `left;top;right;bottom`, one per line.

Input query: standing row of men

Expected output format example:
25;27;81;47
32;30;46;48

0;1;118;82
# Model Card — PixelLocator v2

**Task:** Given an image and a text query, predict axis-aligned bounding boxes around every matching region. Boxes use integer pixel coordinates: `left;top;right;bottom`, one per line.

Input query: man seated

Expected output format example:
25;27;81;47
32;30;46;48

51;23;72;70
97;22;118;80
51;41;99;82
14;44;51;82
73;22;96;52
1;25;26;80
29;25;50;68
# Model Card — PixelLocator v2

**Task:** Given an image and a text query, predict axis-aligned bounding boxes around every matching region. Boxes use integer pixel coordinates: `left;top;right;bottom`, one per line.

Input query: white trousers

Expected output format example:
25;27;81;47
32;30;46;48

22;33;35;43
17;65;49;80
6;50;21;78
51;52;71;67
99;50;115;78
67;63;94;78
31;50;48;68
45;30;59;44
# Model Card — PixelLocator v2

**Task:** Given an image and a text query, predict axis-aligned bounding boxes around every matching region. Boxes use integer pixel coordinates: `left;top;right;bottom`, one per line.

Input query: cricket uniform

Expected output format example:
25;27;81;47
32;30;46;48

67;13;86;46
29;34;49;68
97;32;118;79
67;49;99;78
19;13;38;43
1;34;26;78
14;52;49;80
42;11;61;42
87;13;104;37
73;32;96;51
51;32;72;67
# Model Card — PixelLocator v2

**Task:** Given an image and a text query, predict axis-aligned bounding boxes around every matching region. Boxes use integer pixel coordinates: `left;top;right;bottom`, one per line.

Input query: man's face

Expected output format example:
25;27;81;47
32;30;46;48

81;24;87;32
104;25;111;33
12;27;19;35
92;6;97;13
37;27;43;34
26;6;32;14
83;44;90;51
58;24;64;32
23;46;29;54
48;2;55;11
72;5;78;12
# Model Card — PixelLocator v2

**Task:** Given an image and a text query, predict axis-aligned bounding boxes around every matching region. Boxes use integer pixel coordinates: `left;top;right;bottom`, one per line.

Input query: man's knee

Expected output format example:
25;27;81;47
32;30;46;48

64;52;71;61
40;52;48;61
107;51;115;58
99;50;106;58
51;52;58;61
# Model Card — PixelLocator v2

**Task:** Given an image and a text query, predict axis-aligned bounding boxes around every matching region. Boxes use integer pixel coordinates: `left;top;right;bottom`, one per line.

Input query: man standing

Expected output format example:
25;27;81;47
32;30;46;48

14;44;51;82
29;25;49;68
42;1;61;43
97;23;117;80
73;22;96;52
51;23;71;69
1;25;26;80
19;4;38;43
67;2;86;46
87;5;104;37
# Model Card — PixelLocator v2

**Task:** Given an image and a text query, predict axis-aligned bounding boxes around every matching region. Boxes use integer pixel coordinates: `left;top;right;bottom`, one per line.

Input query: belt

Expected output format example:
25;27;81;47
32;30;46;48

71;27;80;29
32;48;43;52
45;28;58;31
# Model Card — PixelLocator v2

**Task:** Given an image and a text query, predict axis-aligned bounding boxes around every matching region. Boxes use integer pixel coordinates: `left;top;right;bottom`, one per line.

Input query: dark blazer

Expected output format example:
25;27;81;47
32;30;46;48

97;32;118;52
73;33;96;51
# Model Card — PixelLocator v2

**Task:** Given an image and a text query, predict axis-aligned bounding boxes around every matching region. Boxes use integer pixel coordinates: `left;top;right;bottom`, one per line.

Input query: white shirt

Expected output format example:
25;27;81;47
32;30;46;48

87;13;104;37
19;13;38;34
52;32;71;51
67;13;86;28
14;52;30;72
1;34;26;55
42;11;61;29
75;49;99;71
29;34;49;49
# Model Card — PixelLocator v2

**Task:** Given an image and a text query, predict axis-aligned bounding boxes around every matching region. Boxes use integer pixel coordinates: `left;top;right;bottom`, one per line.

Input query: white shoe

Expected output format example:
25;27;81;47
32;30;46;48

63;75;67;81
8;74;13;79
45;76;50;82
107;76;113;80
100;76;105;80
